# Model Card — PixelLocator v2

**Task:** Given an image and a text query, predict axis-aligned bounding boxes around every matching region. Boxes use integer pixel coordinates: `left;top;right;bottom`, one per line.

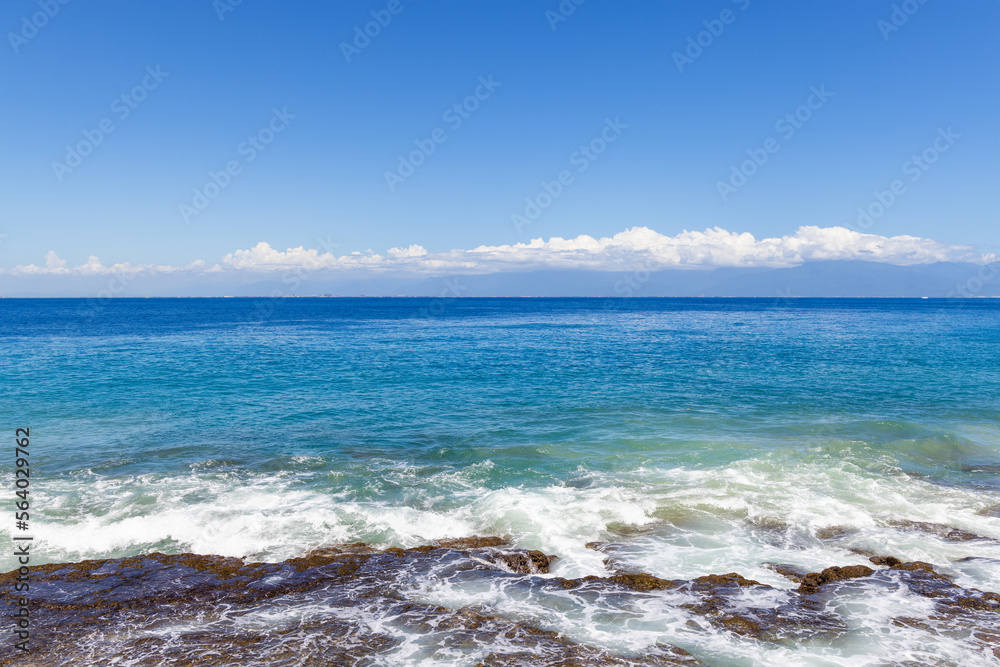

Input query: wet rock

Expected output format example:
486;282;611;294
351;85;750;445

877;560;1000;658
744;517;808;550
977;504;1000;518
406;544;441;553
746;517;789;532
607;523;658;538
0;545;691;666
436;536;510;549
973;629;1000;660
954;556;1000;564
892;616;933;631
305;540;376;555
846;545;879;557
888;519;994;542
581;541;632;572
762;562;809;583
797;565;874;594
866;558;953;588
609;572;680;592
5;544;996;664
490;550;554;574
552;569;844;642
815;525;857;540
290;549;374;573
553;558;1000;652
679;574;844;641
869;555;902;567
475;641;703;666
691;572;762;588
943;528;988;542
891;561;942;575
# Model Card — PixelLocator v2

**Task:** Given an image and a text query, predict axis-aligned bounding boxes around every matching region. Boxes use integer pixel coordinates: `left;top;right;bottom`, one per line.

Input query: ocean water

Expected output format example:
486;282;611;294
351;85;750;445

1;297;999;665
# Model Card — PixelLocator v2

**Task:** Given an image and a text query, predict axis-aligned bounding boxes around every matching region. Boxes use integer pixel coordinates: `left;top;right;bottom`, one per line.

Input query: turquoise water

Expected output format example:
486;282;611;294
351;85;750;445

2;297;999;664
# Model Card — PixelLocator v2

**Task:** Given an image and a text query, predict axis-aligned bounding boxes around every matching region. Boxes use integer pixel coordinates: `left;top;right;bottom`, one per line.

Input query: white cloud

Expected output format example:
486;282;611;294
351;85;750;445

6;255;205;277
387;244;427;259
462;225;984;270
44;250;67;271
220;242;340;271
2;226;994;278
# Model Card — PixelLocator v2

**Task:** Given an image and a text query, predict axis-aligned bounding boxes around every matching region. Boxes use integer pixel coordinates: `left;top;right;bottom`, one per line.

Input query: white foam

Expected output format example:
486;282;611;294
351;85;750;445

5;451;999;666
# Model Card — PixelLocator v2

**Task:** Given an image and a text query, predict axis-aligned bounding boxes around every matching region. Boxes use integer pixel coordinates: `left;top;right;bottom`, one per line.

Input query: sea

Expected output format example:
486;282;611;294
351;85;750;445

0;297;998;666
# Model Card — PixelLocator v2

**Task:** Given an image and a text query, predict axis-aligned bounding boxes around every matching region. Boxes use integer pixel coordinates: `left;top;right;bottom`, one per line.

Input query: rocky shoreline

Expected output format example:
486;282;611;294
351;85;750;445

1;536;998;665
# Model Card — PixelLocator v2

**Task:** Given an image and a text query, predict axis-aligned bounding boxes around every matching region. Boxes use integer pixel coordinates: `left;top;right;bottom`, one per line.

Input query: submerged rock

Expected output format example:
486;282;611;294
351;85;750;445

977;504;1000;518
864;556;1000;659
475;642;702;666
887;519;995;542
551;569;844;642
795;557;963;595
761;562;809;583
815;525;858;540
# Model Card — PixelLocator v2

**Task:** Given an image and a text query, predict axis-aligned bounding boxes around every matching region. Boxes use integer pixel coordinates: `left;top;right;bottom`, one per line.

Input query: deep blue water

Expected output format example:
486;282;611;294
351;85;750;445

2;298;998;480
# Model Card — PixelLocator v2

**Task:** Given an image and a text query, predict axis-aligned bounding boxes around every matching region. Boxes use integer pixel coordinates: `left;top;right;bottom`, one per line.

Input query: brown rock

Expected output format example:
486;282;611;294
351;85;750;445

609;572;679;592
436;536;510;549
846;546;878;557
815;526;856;540
762;562;809;583
715;614;766;639
869;556;902;567
406;544;440;553
891;561;939;574
491;550;553;574
692;573;761;588
798;565;874;594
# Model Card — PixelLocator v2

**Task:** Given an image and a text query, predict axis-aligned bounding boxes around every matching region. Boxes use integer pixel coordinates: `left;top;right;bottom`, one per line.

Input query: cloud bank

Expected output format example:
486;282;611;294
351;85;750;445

3;226;995;278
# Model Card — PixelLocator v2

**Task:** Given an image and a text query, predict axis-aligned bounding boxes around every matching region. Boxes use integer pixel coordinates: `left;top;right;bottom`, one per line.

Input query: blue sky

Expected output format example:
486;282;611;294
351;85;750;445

1;0;998;286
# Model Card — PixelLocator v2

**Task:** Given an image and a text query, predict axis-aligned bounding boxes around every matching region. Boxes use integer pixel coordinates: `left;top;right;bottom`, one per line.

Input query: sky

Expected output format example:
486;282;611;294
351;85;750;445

1;0;998;292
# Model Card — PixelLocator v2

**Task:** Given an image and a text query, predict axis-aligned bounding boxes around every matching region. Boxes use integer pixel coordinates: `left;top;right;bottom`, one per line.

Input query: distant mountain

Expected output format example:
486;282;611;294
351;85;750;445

311;261;997;298
694;261;998;298
1;261;997;298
